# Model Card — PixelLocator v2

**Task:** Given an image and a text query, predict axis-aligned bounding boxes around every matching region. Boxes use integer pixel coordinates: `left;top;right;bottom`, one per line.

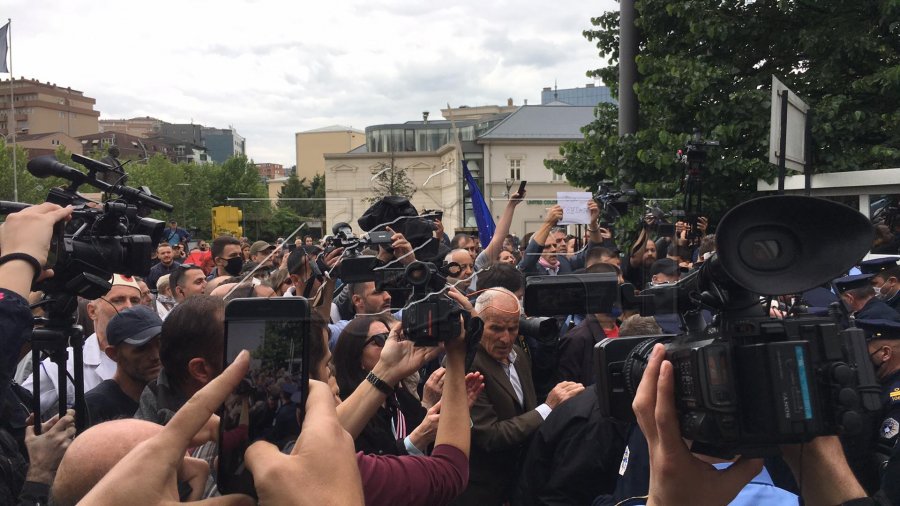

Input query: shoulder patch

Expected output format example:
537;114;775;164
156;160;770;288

619;445;630;476
890;388;900;402
882;418;900;440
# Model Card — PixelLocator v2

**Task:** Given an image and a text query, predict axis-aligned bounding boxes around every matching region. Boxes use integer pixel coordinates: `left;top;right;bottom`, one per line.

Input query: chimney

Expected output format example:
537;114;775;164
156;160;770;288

524;99;528;105
586;83;595;88
507;98;513;106
542;87;551;92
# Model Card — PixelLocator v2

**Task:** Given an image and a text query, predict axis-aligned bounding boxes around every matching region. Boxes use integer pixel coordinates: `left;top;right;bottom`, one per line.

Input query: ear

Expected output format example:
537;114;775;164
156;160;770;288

87;300;99;322
187;358;214;385
104;345;119;362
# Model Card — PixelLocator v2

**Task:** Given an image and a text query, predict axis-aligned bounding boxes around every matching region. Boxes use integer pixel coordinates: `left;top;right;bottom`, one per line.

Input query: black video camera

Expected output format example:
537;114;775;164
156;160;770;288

401;261;465;346
596;195;881;457
593;180;640;227
1;155;173;299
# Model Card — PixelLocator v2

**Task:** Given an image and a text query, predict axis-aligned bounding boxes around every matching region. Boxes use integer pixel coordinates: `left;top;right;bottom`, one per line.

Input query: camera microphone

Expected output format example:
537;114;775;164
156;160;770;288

27;156;90;186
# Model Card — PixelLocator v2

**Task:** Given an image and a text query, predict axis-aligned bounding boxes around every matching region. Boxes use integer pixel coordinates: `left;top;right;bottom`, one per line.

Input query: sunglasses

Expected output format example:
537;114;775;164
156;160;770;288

365;332;389;347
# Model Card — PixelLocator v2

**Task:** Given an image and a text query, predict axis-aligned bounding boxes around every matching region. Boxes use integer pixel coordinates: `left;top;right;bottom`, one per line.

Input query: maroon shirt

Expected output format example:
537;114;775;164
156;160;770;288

357;444;468;506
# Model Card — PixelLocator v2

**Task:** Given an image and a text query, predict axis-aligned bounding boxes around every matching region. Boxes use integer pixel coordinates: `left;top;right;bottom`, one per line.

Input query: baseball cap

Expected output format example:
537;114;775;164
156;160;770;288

106;305;163;347
249;240;275;257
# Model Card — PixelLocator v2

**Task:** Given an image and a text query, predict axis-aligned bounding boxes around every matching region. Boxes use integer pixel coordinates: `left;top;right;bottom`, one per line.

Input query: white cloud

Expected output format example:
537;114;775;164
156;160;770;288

6;0;618;165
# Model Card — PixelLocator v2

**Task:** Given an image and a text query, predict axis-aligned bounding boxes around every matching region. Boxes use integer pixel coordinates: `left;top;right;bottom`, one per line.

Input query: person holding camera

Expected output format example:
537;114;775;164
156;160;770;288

623;343;869;505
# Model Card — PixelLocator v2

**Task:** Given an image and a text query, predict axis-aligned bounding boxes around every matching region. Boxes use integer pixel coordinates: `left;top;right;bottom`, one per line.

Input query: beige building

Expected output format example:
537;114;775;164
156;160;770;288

295;125;365;182
324;145;463;237
477;105;597;237
0;78;100;137
99;116;164;138
13;132;82;159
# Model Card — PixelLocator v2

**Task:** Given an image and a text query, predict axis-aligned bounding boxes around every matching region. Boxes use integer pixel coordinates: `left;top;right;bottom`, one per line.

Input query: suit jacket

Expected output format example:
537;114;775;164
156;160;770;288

451;345;543;506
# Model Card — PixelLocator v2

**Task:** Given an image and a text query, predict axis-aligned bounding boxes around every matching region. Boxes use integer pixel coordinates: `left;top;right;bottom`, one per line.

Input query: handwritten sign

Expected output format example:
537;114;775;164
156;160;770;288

557;191;592;225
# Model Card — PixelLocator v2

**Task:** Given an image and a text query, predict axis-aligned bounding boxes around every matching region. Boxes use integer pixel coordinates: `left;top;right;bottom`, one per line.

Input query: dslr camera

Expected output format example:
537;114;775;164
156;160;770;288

596;195;881;457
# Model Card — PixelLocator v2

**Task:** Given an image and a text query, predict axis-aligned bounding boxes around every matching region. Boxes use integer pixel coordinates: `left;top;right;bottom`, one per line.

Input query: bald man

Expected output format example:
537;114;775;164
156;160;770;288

52;419;167;506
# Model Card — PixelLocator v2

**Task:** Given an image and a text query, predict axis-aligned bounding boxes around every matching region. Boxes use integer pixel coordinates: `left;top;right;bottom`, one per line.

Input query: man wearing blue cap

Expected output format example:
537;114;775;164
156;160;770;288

867;260;900;312
856;319;900;497
834;273;900;322
83;305;162;428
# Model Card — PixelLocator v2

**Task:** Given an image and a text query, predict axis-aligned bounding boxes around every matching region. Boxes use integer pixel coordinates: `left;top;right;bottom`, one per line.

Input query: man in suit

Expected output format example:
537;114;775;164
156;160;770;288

451;287;584;505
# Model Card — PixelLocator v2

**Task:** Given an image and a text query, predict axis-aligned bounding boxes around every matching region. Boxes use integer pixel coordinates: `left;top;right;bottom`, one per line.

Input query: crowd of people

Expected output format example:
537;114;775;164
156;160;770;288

0;191;896;505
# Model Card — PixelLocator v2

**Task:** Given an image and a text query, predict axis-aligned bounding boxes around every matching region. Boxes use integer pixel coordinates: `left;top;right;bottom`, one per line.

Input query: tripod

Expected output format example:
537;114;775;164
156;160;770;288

30;293;87;434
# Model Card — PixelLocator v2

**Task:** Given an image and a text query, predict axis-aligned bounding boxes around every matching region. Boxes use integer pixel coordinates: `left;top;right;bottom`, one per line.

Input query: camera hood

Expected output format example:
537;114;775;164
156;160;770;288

715;196;873;296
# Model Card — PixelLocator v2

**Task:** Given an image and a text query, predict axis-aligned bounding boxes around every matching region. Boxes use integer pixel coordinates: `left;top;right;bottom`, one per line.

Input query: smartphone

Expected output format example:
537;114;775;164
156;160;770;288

218;297;311;496
517;180;527;195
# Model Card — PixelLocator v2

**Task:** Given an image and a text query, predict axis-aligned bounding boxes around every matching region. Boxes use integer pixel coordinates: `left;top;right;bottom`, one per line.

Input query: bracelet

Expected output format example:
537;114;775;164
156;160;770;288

366;371;394;395
0;253;42;284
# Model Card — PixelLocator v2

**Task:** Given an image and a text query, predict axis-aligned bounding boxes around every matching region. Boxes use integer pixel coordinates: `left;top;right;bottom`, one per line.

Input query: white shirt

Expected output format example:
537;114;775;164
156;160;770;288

499;349;552;420
21;333;117;418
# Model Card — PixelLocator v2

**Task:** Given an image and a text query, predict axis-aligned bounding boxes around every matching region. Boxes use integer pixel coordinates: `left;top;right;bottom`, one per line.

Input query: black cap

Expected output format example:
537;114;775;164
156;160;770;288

107;305;163;347
833;273;875;294
650;258;679;277
860;257;900;275
855;319;900;341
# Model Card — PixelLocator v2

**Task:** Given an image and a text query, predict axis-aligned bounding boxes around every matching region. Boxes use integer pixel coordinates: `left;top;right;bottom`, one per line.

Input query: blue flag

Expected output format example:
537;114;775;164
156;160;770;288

462;160;495;247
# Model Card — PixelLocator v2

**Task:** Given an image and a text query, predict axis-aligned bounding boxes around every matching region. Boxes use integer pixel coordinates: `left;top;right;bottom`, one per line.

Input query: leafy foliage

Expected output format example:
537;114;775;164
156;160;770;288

368;154;417;203
548;0;900;227
277;173;325;218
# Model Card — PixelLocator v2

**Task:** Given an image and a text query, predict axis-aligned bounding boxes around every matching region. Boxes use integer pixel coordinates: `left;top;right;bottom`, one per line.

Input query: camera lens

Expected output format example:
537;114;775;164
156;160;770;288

404;261;431;287
622;337;670;398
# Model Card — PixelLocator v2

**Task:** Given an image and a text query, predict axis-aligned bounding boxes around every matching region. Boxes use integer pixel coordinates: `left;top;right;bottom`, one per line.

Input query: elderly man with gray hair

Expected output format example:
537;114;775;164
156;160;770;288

452;287;584;505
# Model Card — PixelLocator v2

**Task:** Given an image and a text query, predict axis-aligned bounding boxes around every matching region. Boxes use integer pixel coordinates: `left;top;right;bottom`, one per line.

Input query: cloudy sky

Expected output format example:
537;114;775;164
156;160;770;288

6;0;617;165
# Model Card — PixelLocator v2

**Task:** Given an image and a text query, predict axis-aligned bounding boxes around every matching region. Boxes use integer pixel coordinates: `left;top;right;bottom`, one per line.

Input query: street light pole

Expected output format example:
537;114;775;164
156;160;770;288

237;192;249;238
177;183;190;231
3;129;24;202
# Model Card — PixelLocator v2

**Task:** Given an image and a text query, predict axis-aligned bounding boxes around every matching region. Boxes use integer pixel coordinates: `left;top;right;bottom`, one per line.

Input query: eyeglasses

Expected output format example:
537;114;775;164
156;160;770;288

365;332;388;347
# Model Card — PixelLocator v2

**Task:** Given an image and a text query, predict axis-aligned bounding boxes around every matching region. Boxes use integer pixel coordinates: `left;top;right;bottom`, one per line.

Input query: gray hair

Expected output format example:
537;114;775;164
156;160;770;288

474;286;519;316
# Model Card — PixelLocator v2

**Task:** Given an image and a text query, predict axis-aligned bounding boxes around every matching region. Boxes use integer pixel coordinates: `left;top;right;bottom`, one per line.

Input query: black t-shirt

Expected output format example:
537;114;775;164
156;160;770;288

84;379;139;428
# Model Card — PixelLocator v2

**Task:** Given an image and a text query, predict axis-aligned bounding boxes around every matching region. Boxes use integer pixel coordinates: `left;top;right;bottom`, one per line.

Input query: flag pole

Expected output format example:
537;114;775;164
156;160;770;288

6;18;16;202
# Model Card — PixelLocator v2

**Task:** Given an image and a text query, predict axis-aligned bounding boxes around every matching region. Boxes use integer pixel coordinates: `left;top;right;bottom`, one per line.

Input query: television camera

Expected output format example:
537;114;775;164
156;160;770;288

594;195;880;457
1;154;172;432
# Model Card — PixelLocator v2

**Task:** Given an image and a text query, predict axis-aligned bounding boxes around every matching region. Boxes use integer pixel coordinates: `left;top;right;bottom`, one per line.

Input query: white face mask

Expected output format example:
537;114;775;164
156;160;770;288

878;282;895;300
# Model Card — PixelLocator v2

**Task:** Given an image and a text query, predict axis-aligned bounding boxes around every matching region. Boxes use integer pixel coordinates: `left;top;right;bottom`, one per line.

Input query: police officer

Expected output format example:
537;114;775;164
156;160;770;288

834;273;900;322
855;319;900;498
861;258;900;312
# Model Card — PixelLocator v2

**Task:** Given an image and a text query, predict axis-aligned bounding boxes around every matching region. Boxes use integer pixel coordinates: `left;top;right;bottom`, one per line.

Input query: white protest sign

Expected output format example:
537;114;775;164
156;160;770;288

557;191;592;225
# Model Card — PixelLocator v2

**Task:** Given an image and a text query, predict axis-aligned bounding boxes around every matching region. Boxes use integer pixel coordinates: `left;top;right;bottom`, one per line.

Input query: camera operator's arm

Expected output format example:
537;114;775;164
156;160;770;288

0;203;72;298
481;190;524;265
517;205;562;272
336;324;441;439
780;437;867;505
377;227;416;266
635;344;763;506
434;316;472;457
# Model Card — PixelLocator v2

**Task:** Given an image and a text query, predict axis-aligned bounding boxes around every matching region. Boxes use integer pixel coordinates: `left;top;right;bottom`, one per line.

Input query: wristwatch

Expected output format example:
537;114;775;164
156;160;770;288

366;371;394;394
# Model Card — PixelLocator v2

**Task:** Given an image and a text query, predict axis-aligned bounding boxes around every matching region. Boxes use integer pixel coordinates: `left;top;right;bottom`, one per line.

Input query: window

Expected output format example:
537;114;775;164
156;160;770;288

509;159;521;180
552;171;566;182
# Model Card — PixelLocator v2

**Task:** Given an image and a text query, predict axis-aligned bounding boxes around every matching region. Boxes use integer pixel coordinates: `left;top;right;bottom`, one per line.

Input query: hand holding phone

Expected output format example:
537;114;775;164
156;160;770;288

512;180;527;201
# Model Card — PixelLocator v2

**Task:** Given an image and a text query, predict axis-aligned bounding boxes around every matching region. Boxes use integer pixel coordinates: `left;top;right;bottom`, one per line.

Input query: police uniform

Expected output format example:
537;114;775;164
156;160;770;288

856;319;900;451
861;257;900;312
833;274;900;323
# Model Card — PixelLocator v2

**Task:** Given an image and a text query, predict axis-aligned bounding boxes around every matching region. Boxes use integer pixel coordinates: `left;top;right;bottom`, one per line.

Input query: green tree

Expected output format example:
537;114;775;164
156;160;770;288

278;173;326;218
0;141;70;205
368;154;417;203
548;0;900;225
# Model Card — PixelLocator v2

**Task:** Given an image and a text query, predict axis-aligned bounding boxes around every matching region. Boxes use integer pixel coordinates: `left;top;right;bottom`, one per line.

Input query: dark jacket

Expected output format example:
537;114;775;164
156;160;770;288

516;386;628;506
857;297;900;322
517;239;590;276
353;387;425;456
452;345;542;506
557;315;609;386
